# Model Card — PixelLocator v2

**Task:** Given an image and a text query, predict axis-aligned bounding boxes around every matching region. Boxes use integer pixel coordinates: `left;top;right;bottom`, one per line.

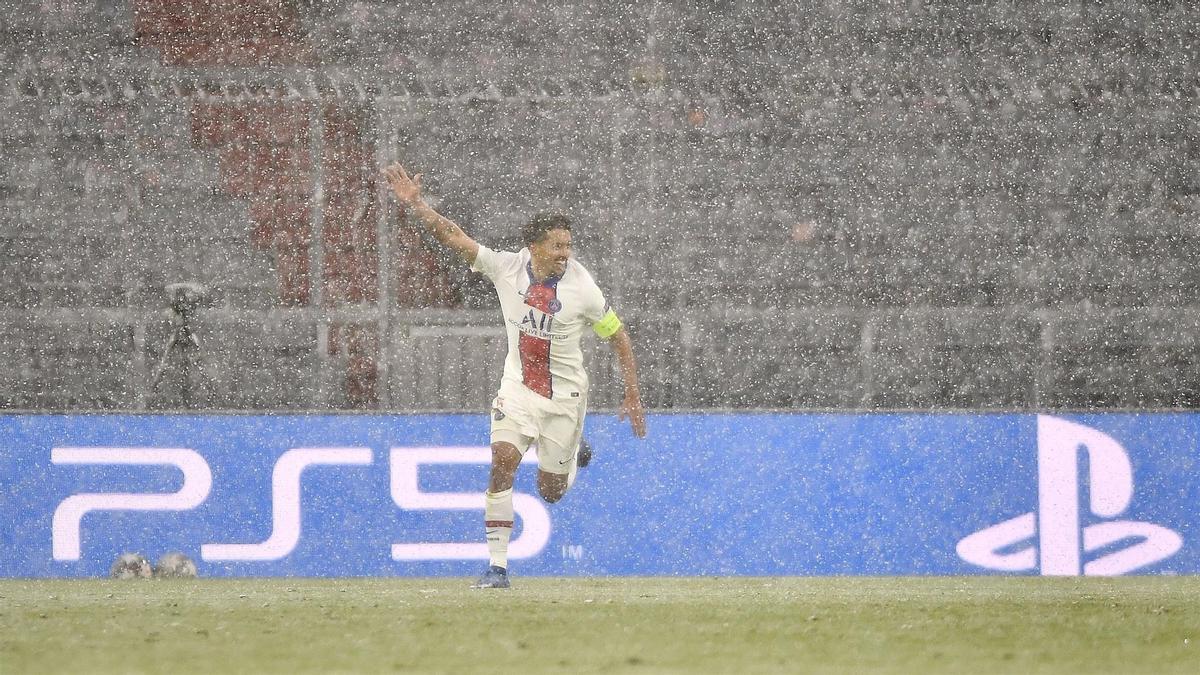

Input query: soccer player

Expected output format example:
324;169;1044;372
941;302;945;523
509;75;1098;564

383;162;648;589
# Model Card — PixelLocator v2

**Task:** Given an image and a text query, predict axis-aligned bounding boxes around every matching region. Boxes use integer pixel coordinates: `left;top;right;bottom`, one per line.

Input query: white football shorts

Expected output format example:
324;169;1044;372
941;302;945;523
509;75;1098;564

489;386;587;475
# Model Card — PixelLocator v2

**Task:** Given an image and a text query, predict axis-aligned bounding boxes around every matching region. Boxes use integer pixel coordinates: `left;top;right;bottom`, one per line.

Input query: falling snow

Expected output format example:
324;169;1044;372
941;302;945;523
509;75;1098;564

2;1;1199;412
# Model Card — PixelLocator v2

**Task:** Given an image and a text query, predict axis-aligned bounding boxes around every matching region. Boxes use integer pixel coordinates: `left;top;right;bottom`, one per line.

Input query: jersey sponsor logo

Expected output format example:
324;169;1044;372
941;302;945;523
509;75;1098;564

512;309;562;342
956;415;1183;576
520;309;554;335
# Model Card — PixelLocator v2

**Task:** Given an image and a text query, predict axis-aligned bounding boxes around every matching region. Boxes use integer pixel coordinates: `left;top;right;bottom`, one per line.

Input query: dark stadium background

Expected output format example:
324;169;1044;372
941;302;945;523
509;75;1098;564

3;0;1199;413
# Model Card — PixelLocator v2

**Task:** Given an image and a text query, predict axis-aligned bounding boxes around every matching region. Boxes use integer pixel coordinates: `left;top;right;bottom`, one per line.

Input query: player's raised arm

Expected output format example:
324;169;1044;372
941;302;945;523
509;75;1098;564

382;162;479;265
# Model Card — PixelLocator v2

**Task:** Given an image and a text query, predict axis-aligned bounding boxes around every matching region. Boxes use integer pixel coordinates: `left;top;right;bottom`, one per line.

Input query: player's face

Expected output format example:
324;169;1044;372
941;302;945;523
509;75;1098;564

531;228;572;277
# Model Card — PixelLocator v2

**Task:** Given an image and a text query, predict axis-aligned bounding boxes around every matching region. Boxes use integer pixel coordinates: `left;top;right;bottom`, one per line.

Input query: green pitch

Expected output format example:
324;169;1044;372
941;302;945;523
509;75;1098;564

2;577;1198;673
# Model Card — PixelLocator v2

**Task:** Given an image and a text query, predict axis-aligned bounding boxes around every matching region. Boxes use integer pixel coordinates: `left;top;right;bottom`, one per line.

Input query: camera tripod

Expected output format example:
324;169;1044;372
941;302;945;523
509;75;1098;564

149;283;217;408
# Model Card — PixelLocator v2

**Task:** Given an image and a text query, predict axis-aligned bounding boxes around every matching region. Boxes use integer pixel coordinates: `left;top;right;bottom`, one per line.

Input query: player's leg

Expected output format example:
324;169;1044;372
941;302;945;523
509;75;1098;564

475;440;522;588
537;467;570;504
488;440;522;492
484;439;522;563
475;395;534;589
534;403;588;503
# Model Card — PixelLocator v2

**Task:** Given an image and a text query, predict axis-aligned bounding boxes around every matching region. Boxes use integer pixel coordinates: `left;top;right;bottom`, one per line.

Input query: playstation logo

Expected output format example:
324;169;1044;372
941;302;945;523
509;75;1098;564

957;415;1182;576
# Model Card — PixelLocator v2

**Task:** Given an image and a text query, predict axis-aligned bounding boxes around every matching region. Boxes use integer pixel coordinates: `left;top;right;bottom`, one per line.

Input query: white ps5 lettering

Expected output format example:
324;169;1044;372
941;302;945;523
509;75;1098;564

52;445;551;564
957;415;1183;576
201;448;372;561
390;447;550;561
51;447;212;561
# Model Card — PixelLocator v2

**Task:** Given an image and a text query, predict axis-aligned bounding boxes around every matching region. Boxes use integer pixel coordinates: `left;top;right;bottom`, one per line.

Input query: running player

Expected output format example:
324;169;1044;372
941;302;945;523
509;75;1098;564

382;162;647;588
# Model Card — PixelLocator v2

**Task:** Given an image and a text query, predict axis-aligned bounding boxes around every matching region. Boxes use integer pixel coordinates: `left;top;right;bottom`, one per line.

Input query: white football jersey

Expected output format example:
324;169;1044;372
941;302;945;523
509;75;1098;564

472;245;609;403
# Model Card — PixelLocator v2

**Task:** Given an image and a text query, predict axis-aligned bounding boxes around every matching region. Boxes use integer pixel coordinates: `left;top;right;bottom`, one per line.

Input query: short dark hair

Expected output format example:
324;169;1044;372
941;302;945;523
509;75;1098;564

522;212;572;247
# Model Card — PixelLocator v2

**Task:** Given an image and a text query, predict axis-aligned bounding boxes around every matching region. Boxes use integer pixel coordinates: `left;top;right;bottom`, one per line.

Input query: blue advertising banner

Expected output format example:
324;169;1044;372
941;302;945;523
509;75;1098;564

1;413;1197;577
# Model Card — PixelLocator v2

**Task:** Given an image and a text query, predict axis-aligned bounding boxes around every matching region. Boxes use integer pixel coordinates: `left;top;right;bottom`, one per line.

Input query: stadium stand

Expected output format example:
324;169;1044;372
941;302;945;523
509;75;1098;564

2;0;1199;410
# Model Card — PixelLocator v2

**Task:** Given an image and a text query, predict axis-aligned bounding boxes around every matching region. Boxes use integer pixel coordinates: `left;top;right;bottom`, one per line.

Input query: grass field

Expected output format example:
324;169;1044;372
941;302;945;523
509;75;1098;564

2;576;1198;673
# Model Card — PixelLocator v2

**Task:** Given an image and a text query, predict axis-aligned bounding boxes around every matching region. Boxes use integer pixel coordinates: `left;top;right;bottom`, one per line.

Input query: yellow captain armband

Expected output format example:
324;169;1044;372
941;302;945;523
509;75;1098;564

593;308;623;339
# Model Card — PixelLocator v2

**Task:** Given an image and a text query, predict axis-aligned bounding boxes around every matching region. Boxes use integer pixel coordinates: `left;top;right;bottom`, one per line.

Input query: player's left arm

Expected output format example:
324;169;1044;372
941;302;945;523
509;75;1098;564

603;324;647;439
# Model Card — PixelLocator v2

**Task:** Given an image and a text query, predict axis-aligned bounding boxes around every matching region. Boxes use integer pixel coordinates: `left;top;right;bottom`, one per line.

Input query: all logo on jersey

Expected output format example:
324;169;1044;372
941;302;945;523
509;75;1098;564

521;310;553;333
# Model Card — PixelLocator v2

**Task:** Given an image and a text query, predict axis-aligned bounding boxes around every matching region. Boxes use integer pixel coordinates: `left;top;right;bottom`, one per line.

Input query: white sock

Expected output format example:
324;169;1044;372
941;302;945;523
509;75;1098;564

484;488;514;569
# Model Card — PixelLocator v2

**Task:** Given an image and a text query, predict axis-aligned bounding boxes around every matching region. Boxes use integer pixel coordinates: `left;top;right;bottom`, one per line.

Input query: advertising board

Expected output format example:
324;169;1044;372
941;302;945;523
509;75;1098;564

1;413;1194;577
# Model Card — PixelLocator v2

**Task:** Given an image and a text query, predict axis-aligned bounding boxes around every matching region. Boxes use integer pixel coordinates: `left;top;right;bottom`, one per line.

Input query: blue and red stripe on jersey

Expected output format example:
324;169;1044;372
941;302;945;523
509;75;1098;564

519;263;560;398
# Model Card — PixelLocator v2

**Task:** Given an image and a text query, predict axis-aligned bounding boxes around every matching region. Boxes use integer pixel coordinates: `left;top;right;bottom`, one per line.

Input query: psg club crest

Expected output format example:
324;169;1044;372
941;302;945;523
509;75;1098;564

547;298;562;314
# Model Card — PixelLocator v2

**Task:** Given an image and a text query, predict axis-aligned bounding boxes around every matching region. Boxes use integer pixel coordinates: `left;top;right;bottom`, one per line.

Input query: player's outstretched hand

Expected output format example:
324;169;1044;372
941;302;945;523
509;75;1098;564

383;162;423;206
620;393;647;438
